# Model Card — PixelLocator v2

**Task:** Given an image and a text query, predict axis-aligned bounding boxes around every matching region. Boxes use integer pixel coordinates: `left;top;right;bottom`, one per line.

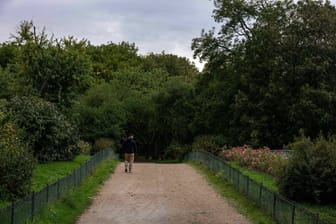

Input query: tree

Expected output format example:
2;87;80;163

192;0;336;147
142;52;199;82
8;96;80;162
11;20;93;106
87;41;141;81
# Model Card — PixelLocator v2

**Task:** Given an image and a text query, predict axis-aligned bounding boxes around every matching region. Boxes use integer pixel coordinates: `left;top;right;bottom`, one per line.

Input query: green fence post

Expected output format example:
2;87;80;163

57;179;60;199
79;166;81;184
229;166;232;181
237;171;239;188
73;169;76;187
46;184;49;203
259;183;263;206
291;204;295;224
246;175;249;196
11;201;14;224
315;213;320;224
31;191;35;220
272;193;277;219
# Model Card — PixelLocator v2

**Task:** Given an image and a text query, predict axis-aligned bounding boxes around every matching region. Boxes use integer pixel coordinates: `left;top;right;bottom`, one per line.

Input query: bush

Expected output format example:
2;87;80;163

0;122;35;200
72;83;126;142
277;136;336;204
220;145;287;176
8;96;80;162
164;143;191;161
77;140;91;155
192;135;219;154
92;138;115;155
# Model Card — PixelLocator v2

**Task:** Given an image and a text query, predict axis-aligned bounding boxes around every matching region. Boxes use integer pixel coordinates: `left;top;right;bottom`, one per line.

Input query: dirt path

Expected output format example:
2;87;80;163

76;163;251;224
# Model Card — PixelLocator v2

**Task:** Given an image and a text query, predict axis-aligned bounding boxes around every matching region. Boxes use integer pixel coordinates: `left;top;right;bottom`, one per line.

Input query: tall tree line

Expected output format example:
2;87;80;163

192;0;336;148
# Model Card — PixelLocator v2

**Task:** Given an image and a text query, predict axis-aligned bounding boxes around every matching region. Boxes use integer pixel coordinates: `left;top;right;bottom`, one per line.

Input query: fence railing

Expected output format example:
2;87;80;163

185;151;332;224
0;148;117;224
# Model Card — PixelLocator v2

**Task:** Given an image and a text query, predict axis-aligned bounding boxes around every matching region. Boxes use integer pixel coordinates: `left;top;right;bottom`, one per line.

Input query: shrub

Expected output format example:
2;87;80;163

77;140;91;155
92;138;115;155
72;83;126;142
164;143;191;161
277;136;336;204
0;122;35;200
8;96;80;162
192;135;219;154
221;145;287;177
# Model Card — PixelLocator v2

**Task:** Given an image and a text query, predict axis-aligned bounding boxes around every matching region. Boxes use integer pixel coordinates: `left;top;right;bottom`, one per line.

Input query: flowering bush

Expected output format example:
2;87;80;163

220;145;287;177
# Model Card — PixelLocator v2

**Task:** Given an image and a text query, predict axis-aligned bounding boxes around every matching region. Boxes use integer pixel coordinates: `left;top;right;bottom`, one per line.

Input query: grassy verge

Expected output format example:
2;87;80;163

228;161;278;192
227;161;336;223
190;162;276;224
32;154;91;191
28;159;118;224
0;154;91;208
304;204;336;223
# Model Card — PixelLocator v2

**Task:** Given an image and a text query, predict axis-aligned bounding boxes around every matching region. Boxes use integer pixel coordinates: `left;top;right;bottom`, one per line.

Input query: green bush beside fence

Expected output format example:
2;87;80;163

185;151;332;224
0;148;117;224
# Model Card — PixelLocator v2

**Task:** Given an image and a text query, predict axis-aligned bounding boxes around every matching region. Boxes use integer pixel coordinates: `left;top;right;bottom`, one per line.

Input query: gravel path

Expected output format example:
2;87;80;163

76;163;251;224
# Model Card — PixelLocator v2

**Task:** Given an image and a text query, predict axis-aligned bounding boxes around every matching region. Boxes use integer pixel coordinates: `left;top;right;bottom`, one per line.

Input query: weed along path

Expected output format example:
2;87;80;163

76;163;250;224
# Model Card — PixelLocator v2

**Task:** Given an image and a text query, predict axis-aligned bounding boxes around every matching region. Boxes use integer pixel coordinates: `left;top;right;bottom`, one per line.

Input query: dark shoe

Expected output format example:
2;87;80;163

125;168;128;173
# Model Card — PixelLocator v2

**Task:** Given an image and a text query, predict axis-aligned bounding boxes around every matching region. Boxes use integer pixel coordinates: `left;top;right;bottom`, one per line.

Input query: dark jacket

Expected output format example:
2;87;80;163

121;138;137;154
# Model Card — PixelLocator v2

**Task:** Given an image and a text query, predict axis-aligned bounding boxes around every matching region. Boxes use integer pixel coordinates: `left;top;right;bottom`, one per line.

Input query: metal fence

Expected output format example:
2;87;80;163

185;150;332;224
0;148;117;224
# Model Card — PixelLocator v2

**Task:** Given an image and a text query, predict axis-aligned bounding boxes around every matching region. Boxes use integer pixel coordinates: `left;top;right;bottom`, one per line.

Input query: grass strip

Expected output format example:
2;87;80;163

28;159;118;224
190;161;276;224
31;154;91;192
0;154;91;208
228;161;278;192
227;161;336;223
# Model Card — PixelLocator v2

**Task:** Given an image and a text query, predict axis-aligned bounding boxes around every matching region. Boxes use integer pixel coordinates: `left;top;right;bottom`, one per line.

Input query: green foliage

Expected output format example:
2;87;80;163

192;135;219;154
192;0;336;147
142;52;199;82
8;96;80;162
88;41;140;81
77;140;91;155
277;136;336;204
164;143;191;161
0;68;15;99
72;83;127;142
152;78;195;147
92;138;115;155
0;122;35;200
0;43;18;68
11;21;93;106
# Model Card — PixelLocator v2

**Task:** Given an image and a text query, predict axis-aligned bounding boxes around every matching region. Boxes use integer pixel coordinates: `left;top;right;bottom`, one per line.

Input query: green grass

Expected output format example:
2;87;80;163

0;154;90;209
228;161;336;223
28;159;118;224
304;203;336;223
31;154;90;192
190;162;276;224
228;161;278;192
0;200;8;207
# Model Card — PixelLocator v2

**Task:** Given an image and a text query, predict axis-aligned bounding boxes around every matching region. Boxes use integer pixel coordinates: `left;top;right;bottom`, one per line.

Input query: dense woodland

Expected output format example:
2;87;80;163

1;0;336;205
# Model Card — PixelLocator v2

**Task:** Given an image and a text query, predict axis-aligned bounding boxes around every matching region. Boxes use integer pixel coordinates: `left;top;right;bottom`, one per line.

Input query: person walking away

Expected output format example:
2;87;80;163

121;133;137;173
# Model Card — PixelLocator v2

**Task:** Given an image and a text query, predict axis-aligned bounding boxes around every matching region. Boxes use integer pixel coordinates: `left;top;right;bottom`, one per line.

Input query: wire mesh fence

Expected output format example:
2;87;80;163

0;148;117;224
185;150;332;224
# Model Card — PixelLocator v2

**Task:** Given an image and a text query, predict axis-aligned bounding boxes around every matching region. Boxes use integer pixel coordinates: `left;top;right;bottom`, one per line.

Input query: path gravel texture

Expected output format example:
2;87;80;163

76;163;251;224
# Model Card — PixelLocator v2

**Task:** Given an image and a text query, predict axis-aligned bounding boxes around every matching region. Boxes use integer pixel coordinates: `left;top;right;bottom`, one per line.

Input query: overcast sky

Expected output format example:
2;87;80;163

0;0;216;70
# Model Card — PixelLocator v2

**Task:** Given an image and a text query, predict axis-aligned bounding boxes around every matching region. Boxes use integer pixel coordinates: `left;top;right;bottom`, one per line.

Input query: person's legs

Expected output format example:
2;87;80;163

129;153;135;172
124;153;130;172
